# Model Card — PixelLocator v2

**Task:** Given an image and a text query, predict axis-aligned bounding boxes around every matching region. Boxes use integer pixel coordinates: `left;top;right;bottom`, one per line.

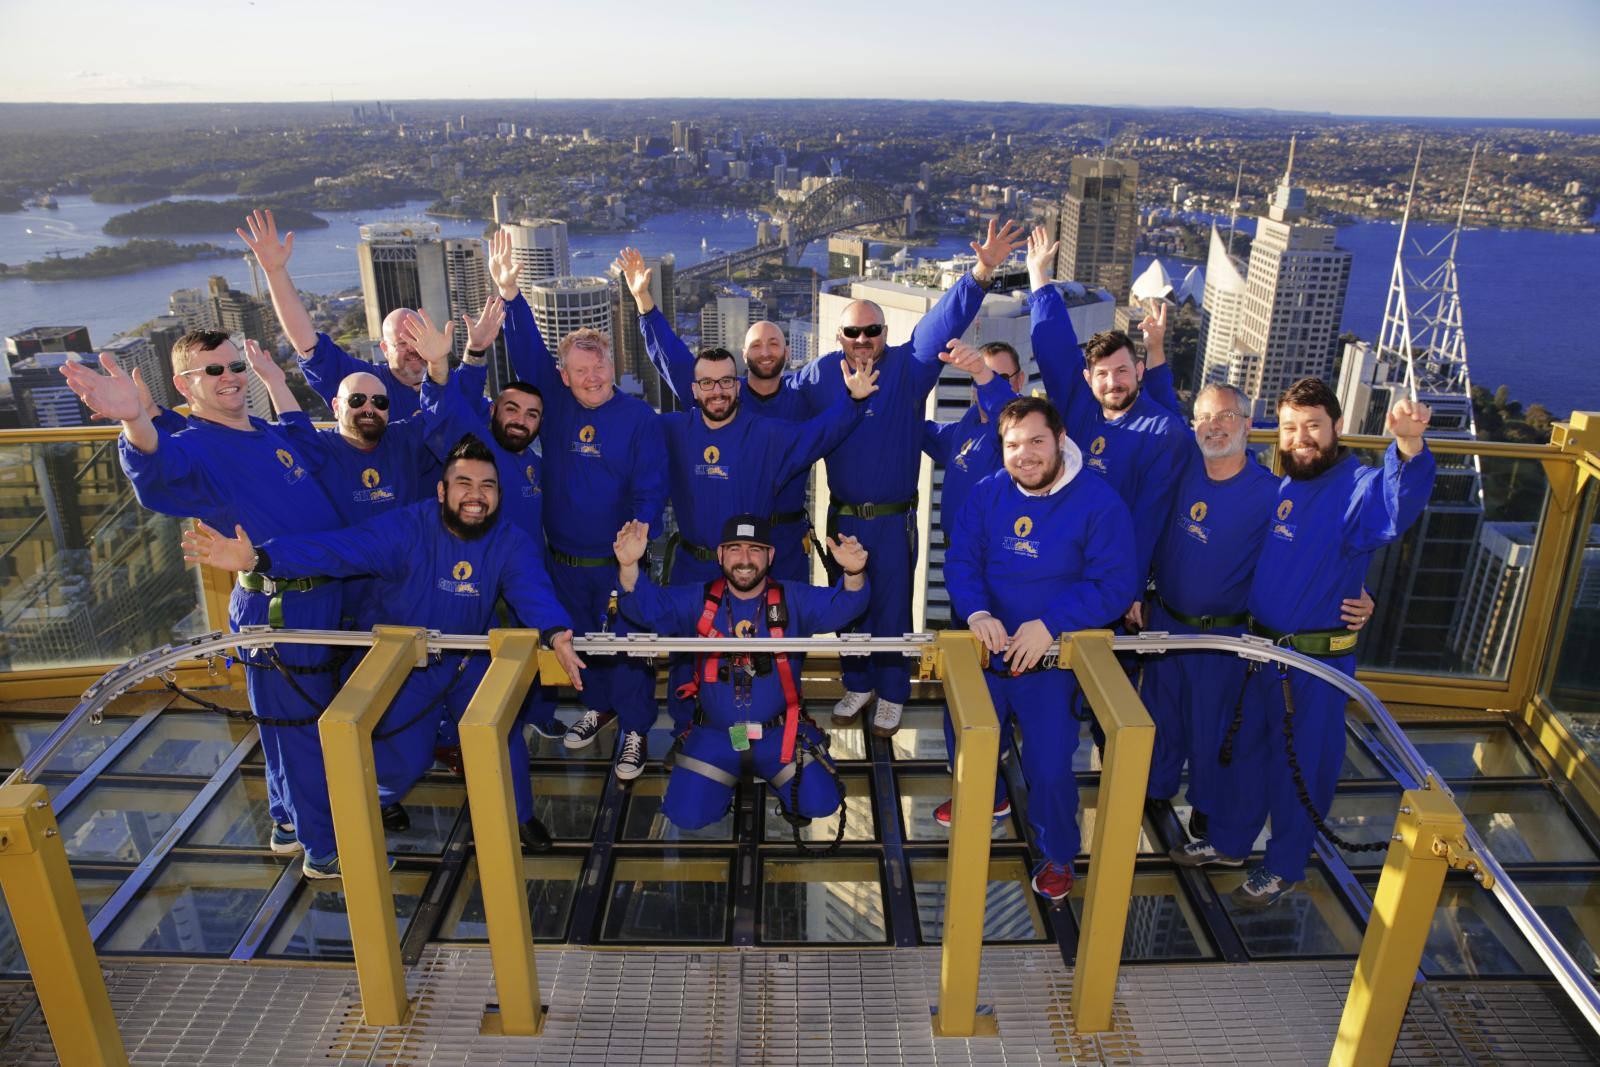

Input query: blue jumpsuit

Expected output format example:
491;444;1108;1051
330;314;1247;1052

641;308;819;582
120;412;347;861
504;293;669;736
1141;453;1278;805
251;500;573;838
299;334;424;422
619;573;869;829
789;274;987;702
945;460;1139;863
1211;444;1436;881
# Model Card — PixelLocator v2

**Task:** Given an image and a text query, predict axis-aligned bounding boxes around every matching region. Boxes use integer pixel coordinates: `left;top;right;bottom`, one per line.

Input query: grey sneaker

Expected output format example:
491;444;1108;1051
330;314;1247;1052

831;690;875;724
1231;866;1293;909
1169;838;1245;868
870;698;904;738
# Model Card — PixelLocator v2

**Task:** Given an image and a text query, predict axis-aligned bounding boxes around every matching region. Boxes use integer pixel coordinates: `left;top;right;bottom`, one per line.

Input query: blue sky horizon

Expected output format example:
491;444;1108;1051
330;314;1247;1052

2;0;1596;120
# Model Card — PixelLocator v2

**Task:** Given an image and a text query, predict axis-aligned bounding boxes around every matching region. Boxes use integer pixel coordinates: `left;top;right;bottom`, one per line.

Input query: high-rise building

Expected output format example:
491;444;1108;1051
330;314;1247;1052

699;295;767;352
1197;226;1250;389
491;191;511;225
786;318;818;367
5;325;91;370
1225;141;1352;419
525;276;615;353
1051;157;1139;304
146;316;188;405
101;337;167;406
442;237;491;365
501;218;570;286
356;223;452;347
10;352;98;427
612;254;676;410
206;275;276;351
828;235;872;277
168;288;210;332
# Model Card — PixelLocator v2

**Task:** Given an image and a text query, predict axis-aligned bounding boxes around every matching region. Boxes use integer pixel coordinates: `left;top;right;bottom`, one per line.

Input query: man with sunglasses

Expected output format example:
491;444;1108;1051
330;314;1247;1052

59;330;351;870
791;218;1029;737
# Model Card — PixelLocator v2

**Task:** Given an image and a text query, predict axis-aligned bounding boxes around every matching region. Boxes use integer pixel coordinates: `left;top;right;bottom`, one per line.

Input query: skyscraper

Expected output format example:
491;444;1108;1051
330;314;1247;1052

1051;157;1139;304
1228;140;1352;419
699;294;767;352
1197;226;1249;389
101;337;167;407
5;325;91;370
501;218;570;286
10;352;98;428
612;253;676;410
356;223;452;346
206;276;277;352
524;276;615;353
442;237;491;365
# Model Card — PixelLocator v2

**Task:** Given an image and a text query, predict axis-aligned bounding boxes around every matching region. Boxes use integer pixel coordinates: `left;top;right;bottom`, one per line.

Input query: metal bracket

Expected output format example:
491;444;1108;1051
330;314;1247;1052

1430;833;1495;888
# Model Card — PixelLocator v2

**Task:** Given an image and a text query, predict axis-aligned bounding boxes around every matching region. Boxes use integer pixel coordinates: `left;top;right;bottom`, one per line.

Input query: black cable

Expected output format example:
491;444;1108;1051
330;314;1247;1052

1278;665;1388;854
786;733;846;857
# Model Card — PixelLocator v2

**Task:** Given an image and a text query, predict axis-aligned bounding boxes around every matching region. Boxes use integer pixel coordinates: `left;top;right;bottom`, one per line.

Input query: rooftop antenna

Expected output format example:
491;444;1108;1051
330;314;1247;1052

1283;134;1297;185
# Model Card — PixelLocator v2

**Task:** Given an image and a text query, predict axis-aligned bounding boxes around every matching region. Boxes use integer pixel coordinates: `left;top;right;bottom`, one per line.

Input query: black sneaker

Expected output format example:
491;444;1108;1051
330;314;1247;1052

381;803;410;833
1188;808;1209;840
519;815;553;852
615;730;647;780
564;709;616;750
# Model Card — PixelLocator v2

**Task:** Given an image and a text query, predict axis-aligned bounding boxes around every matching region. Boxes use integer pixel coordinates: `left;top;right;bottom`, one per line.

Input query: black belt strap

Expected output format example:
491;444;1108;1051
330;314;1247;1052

828;498;915;520
549;546;614;568
1247;616;1359;657
1158;595;1248;631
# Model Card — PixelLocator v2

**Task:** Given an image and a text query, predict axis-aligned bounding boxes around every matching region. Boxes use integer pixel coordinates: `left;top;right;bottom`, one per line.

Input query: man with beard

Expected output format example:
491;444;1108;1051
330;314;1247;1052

612;515;869;832
1025;227;1188;612
619;247;819;584
494;230;669;782
239;209;503;421
181;435;586;874
945;397;1139;900
1197;379;1434;908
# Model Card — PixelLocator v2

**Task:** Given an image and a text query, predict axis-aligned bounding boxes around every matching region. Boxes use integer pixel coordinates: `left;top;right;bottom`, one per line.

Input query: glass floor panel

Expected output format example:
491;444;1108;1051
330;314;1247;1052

182;772;273;849
909;855;1048;943
265;868;431;959
1325;790;1406;866
1078;784;1161;856
760;856;888;944
0;869;126;975
620;773;735;842
898;772;1019;842
530;767;607;840
1209;866;1365;958
889;706;954;762
438;855;585;942
57;780;204;863
1067;869;1216;961
384;780;464;856
1515;876;1600;977
0;714;138;774
107;713;253;777
761;772;875;843
100;854;290;955
1359;875;1549;977
602;856;733;943
1453;784;1600;865
1407;725;1541;780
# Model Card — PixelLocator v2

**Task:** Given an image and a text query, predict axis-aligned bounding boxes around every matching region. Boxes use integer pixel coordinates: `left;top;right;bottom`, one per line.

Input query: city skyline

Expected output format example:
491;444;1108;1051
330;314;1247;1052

0;0;1596;119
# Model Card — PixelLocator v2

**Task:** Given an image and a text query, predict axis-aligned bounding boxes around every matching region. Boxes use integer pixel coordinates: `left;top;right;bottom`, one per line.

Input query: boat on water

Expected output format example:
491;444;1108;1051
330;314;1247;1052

29;194;59;209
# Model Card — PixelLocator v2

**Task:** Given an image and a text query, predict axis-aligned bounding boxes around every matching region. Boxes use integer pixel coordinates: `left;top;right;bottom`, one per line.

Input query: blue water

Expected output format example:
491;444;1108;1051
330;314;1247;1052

2;196;1594;414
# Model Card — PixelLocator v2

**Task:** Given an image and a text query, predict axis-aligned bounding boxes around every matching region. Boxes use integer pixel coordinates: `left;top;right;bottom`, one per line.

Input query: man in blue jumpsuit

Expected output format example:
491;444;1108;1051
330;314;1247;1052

612;514;870;831
945;396;1139;900
491;229;669;781
790;219;1028;737
181;435;587;875
1195;379;1435;908
60;331;349;865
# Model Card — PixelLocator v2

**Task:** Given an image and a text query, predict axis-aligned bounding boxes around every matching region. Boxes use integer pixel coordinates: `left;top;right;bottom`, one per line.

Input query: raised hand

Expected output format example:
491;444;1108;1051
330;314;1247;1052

236;209;293;273
938;338;992;383
1388;397;1432;440
181;520;256;573
970;612;1009;656
59;352;144;423
400;309;456;372
1004;618;1055;673
971;217;1026;276
613;519;651;568
488;228;520;300
1139;299;1168;354
826;534;868;575
611;247;655;313
549;632;586;693
1025;225;1058;287
462;294;505;353
840;358;880;400
242;339;282;390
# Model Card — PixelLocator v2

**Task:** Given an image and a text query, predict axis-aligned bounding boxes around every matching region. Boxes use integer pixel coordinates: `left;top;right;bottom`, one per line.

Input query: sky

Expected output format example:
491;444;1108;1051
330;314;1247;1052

1;0;1597;119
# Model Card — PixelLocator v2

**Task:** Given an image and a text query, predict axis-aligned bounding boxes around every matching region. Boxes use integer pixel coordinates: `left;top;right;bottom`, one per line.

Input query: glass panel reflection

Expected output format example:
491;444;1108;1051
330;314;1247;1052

1408;725;1539;779
58;781;201;862
1325;790;1405;867
898;772;1016;843
1340;733;1386;780
101;854;288;954
183;771;272;849
1517;877;1600;977
1453;785;1599;865
438;855;583;941
527;707;614;761
0;869;125;974
910;855;1046;943
761;773;874;843
1543;480;1598;726
1211;867;1364;957
1067;870;1214;961
530;768;605;840
1359;875;1546;977
1078;784;1159;856
384;781;463;855
810;705;868;762
109;713;252;777
761;857;887;944
602;856;731;943
265;869;430;958
621;773;733;842
889;707;951;762
0;714;136;774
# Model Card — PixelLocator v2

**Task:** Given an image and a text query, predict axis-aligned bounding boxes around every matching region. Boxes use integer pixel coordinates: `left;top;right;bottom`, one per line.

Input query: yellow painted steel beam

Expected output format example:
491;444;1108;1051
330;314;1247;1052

1333;784;1481;1067
1243;426;1563;461
1064;629;1154;1035
458;629;545;1037
318;625;427;1027
1520;694;1600;820
0;783;127;1067
0;659;245;702
931;630;1000;1039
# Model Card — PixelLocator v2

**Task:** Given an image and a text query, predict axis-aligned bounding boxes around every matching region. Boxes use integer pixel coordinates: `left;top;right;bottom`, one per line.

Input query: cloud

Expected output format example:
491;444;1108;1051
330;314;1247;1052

66;70;197;92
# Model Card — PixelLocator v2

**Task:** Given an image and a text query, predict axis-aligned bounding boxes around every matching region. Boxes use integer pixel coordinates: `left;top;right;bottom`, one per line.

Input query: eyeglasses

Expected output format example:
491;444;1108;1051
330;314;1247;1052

181;359;248;378
694;376;738;391
344;393;390;411
840;324;885;340
1194;411;1244;427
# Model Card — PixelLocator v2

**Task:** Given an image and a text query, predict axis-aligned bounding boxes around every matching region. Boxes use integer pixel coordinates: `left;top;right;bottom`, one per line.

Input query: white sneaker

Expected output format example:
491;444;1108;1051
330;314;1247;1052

615;730;647;780
832;690;875;724
871;698;904;737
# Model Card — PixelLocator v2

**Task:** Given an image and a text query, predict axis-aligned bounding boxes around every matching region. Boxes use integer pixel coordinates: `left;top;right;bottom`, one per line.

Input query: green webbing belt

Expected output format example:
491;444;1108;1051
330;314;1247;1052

1247;616;1360;658
237;573;334;628
828;498;915;520
769;510;808;526
1157;595;1249;631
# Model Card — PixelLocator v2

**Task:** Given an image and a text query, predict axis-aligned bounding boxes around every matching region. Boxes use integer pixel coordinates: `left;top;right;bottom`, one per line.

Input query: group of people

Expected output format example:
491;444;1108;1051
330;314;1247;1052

59;208;1435;908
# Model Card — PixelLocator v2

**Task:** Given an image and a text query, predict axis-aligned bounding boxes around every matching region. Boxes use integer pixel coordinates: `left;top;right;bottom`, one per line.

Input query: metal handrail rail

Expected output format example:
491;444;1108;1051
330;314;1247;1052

6;625;1597;1035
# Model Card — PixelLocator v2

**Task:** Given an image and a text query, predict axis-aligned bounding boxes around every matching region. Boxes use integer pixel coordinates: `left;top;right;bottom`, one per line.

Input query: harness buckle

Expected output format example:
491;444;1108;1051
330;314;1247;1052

856;502;877;519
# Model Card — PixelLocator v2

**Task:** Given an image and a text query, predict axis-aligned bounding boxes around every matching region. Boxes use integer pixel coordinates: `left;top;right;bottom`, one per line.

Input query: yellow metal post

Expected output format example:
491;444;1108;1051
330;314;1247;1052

1332;783;1481;1067
318;625;427;1027
458;629;545;1036
0;783;127;1067
932;630;1001;1038
1065;629;1154;1034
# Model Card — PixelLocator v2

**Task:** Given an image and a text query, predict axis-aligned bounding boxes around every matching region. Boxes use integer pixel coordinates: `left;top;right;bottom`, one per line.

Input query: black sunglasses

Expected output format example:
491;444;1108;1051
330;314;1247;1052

185;359;248;377
840;324;885;340
345;393;390;411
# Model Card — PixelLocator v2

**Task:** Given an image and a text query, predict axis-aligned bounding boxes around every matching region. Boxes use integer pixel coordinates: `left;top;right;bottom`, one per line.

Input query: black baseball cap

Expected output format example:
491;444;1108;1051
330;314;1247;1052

718;514;773;547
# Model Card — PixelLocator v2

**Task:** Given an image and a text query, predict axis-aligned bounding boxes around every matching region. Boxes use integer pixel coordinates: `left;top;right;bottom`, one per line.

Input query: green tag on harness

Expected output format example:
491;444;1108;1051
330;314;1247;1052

729;723;749;751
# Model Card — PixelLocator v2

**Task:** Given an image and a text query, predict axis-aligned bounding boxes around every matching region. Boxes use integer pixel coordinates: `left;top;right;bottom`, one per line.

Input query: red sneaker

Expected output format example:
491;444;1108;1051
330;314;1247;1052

1030;860;1074;901
933;796;1012;827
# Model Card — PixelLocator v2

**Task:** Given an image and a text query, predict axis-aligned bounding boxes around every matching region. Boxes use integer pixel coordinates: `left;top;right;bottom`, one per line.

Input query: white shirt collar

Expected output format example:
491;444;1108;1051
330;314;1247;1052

1013;436;1083;498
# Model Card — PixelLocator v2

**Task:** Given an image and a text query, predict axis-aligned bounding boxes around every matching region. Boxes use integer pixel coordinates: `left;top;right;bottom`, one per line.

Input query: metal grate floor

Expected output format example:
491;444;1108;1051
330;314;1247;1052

0;948;1596;1065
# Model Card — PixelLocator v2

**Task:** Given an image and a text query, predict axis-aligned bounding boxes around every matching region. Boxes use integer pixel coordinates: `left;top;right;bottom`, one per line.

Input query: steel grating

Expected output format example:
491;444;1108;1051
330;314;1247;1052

0;947;1597;1065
